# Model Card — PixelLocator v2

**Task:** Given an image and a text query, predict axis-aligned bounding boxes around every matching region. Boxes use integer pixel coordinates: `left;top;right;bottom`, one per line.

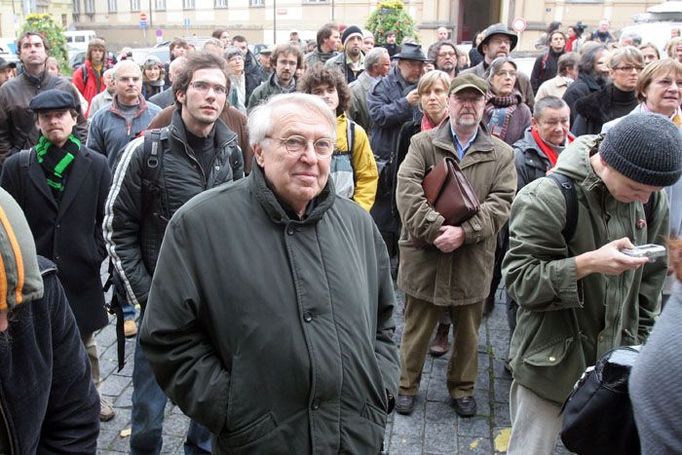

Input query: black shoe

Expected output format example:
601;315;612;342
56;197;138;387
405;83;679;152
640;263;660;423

395;394;416;415
451;396;477;417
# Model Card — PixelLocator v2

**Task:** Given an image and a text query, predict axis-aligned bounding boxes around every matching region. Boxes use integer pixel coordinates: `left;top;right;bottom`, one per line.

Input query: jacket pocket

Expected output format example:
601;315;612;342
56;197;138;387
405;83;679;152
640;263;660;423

523;336;575;367
360;401;387;427
222;411;277;448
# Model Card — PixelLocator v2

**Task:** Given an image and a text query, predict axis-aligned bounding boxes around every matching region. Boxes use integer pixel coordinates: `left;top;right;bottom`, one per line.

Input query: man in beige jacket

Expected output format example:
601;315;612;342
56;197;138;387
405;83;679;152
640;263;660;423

394;73;516;417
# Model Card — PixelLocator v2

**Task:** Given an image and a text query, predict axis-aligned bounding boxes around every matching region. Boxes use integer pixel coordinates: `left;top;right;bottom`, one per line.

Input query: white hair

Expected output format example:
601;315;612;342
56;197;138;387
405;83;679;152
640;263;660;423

248;93;336;147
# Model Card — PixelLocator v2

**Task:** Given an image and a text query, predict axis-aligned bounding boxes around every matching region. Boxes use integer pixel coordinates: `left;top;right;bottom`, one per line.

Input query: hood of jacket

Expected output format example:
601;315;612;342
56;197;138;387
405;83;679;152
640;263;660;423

553;134;603;189
0;188;43;311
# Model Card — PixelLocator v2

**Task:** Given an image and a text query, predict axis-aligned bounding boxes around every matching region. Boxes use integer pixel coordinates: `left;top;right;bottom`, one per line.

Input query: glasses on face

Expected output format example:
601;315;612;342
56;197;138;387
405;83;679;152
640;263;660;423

118;76;140;83
267;135;334;158
277;59;298;68
495;70;517;78
452;94;483;105
614;64;644;72
489;37;511;46
189;81;227;96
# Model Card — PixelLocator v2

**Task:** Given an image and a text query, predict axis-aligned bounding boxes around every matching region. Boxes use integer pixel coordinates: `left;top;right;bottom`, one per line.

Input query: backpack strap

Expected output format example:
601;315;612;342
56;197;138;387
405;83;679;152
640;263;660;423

141;129;170;224
346;118;356;174
81;65;88;86
547;173;578;243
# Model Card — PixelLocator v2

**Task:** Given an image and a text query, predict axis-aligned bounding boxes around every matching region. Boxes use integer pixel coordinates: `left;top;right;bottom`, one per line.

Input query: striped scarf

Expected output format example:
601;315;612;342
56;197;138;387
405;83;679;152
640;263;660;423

35;134;79;195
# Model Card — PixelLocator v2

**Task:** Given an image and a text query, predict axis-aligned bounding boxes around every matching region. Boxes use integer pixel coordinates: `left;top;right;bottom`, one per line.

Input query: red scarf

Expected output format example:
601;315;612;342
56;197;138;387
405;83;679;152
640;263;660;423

530;126;574;166
421;112;446;131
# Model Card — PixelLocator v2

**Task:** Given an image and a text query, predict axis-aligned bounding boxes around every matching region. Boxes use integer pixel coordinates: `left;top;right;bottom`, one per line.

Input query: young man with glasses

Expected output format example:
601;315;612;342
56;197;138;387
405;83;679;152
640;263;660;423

104;51;244;454
248;43;302;111
138;92;399;453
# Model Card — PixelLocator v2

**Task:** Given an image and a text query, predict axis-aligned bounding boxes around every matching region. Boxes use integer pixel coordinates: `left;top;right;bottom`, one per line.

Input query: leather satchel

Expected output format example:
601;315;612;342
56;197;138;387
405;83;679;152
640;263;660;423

422;156;480;226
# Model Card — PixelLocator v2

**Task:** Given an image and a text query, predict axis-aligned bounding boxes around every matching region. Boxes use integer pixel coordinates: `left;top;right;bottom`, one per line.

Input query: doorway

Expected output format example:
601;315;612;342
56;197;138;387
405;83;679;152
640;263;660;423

458;0;501;43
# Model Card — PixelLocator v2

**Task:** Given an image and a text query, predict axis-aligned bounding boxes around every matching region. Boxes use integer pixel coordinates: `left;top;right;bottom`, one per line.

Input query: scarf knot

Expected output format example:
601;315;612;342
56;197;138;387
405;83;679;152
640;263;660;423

35;134;79;194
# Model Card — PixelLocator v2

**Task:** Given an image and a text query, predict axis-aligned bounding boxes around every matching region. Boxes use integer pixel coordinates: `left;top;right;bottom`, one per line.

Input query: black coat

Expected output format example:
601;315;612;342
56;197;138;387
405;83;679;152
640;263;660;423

562;73;604;123
0;146;111;334
530;49;564;93
0;256;100;453
571;84;638;136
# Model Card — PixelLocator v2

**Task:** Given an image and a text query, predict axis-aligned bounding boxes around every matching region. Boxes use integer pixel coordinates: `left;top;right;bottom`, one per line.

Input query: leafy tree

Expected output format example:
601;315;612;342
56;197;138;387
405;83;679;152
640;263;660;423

366;0;418;46
19;13;69;75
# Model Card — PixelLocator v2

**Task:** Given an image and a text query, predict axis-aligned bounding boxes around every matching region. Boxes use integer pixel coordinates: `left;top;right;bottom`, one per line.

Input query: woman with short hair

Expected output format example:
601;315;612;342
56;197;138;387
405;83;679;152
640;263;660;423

571;46;643;135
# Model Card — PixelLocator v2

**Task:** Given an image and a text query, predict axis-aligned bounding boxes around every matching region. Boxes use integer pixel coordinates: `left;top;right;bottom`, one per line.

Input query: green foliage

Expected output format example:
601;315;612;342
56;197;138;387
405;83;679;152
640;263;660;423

19;14;70;75
366;0;418;46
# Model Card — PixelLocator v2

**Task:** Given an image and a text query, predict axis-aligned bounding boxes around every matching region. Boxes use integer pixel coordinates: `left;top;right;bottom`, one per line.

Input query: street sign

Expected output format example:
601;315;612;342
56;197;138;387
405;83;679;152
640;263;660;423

139;20;148;29
183;17;190;29
140;12;148;21
512;17;527;33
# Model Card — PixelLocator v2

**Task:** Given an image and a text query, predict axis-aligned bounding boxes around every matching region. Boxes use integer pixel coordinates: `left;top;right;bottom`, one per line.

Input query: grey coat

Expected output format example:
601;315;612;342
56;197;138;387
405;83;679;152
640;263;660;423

140;165;399;454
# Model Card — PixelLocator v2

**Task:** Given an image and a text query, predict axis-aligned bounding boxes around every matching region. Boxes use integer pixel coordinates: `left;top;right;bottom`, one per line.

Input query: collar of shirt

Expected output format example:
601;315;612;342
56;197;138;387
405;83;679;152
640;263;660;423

450;125;478;160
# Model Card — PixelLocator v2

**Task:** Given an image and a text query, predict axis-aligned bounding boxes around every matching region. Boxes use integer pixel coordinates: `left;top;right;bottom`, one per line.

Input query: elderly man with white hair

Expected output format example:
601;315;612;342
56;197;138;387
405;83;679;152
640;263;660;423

140;92;400;454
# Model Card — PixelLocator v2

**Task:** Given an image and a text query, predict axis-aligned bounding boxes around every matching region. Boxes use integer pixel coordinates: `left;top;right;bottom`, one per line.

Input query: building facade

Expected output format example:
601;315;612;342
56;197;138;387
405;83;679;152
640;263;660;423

0;0;668;51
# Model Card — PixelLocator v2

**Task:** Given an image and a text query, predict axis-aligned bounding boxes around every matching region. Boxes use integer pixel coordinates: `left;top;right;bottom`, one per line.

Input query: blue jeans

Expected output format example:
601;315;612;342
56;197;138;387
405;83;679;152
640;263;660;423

130;315;211;454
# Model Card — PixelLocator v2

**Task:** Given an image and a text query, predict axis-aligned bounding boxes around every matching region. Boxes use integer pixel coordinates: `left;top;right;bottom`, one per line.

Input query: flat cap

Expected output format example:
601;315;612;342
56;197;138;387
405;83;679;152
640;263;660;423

449;73;487;96
0;57;16;70
28;89;78;112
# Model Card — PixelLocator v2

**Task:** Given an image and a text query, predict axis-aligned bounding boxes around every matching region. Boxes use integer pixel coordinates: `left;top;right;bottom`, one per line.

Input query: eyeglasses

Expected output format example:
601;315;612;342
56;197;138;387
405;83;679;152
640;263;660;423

495;70;517;78
189;81;227;96
614;65;644;72
489;37;511;46
267;135;335;158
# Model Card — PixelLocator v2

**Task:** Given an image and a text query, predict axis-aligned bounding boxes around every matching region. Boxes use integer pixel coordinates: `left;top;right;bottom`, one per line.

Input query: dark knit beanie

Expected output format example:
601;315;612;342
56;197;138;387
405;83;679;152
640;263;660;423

600;113;682;187
341;25;363;45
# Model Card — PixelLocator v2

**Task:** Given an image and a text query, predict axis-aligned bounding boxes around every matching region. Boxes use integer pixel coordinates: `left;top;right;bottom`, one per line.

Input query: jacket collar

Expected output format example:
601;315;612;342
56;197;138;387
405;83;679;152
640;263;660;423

168;108;237;149
432;119;495;156
248;162;335;225
109;94;148;118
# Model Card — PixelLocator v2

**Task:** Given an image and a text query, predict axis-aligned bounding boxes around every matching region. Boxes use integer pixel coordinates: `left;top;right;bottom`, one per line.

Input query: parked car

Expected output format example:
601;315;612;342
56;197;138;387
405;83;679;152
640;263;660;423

131;47;170;65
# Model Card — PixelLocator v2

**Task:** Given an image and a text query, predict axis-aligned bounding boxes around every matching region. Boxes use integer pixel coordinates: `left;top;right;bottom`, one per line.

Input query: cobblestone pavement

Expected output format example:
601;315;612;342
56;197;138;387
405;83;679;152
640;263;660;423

95;287;571;454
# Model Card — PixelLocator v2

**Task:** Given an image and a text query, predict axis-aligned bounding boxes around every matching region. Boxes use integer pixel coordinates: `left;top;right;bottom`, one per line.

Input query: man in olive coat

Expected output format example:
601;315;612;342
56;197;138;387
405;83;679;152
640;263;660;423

0;88;112;421
395;73;516;417
140;93;399;454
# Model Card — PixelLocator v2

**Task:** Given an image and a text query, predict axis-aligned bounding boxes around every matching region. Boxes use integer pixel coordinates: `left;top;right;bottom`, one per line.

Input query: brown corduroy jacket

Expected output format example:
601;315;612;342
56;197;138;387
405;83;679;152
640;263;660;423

148;104;254;174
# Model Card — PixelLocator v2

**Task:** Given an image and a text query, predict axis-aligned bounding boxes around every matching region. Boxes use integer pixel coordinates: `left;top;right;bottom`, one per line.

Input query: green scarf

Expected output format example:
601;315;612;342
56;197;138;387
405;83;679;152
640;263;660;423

35;134;79;193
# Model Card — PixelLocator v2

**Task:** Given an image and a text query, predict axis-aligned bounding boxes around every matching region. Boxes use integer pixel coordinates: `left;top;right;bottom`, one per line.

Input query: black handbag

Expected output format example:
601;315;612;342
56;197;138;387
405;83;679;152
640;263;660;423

560;346;640;455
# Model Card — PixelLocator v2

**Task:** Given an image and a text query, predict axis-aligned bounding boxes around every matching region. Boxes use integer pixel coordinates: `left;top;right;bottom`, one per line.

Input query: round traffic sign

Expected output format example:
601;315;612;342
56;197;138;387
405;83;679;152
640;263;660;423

140;12;148;21
512;17;527;33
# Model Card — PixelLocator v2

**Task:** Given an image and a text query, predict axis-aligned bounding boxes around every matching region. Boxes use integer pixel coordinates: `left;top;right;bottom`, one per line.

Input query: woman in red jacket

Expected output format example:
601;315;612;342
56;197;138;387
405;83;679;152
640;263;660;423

72;38;108;117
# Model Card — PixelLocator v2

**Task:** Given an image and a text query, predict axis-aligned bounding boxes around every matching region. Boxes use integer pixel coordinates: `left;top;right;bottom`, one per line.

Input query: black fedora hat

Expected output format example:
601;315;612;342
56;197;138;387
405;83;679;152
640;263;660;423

393;42;428;62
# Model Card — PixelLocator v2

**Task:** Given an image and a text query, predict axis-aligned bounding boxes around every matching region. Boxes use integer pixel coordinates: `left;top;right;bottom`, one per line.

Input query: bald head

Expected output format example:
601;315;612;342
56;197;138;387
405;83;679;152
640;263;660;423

168;56;186;83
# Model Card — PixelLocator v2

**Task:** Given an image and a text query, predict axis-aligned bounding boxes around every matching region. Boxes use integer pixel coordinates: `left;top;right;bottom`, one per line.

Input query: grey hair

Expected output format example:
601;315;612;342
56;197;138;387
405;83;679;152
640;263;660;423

533;96;569;120
203;38;223;50
364;47;388;71
486;56;517;82
112;59;141;80
248;93;336;147
607;46;644;70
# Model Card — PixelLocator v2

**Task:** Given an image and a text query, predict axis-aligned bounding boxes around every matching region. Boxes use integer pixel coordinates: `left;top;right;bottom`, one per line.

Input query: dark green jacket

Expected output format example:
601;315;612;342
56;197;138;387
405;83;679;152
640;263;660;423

503;135;669;404
140;165;399;454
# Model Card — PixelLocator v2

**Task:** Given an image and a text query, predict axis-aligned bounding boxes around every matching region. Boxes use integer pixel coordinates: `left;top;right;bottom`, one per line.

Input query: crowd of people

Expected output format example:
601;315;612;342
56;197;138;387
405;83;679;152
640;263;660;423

0;16;679;455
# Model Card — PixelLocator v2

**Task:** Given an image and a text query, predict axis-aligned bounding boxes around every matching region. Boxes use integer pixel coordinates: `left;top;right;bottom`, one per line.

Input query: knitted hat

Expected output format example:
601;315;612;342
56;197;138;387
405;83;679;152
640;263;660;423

600;113;682;187
342;25;363;45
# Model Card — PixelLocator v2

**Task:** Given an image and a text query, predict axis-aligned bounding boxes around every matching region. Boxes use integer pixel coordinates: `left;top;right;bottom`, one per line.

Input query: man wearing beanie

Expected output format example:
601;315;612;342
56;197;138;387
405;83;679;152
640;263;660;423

326;25;365;84
502;113;682;454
